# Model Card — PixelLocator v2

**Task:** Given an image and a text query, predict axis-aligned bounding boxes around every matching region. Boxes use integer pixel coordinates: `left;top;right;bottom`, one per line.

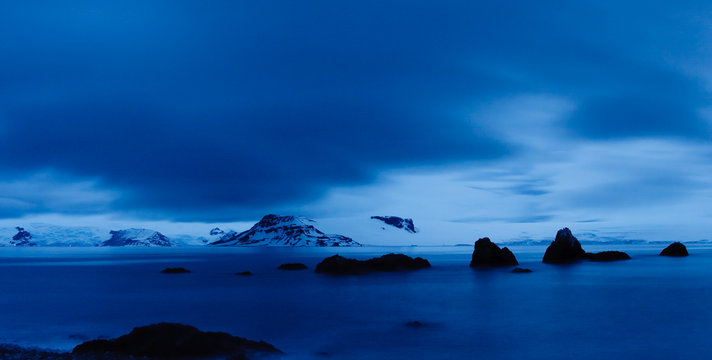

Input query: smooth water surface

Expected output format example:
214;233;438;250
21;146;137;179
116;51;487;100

0;245;710;359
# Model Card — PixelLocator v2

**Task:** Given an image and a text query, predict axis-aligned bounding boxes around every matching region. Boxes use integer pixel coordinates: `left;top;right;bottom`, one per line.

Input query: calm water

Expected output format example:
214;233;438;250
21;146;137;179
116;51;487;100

0;245;710;359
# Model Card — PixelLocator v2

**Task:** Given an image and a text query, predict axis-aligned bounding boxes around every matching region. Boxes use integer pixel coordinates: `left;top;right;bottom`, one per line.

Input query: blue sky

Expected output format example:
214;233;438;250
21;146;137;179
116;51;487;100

1;1;712;241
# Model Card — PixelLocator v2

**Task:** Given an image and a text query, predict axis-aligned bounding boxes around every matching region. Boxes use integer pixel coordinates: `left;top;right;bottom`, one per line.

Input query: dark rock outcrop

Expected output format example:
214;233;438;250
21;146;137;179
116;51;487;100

278;263;307;270
469;237;518;267
235;271;253;276
160;267;190;274
585;251;631;262
315;253;431;275
11;227;36;246
511;267;533;273
371;216;417;233
72;323;281;359
660;242;689;257
542;228;587;264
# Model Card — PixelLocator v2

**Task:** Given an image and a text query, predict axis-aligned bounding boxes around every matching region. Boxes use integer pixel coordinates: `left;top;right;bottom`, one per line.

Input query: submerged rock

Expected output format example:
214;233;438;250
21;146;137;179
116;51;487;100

72;323;281;359
542;228;587;264
315;253;431;275
160;267;190;274
235;271;253;276
405;321;426;328
586;251;631;262
511;267;533;273
469;237;518;267
660;242;689;257
278;263;308;270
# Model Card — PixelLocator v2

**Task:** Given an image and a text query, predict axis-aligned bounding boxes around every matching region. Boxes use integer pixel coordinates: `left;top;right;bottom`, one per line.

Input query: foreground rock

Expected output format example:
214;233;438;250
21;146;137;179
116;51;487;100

660;242;689;257
585;251;631;262
511;267;533;273
315;253;430;275
235;271;253;276
542;228;587;264
470;237;518;267
160;267;190;274
278;263;308;270
72;323;281;360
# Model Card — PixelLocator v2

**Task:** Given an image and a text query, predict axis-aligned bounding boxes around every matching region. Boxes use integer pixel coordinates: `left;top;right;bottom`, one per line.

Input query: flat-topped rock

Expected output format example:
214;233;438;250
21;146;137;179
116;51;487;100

586;251;631;262
660;242;688;257
72;323;280;359
470;237;518;267
315;253;431;275
278;263;308;270
542;228;587;264
511;267;533;273
160;267;190;274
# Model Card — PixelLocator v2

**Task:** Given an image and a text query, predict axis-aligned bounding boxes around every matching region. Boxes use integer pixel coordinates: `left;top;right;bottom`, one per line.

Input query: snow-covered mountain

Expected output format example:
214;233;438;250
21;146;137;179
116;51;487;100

0;224;106;247
102;229;173;247
371;216;418;233
210;214;361;247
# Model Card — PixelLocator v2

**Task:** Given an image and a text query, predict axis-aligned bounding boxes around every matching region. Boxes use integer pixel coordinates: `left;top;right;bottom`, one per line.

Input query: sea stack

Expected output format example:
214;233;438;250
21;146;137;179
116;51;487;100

660;242;689;257
470;237;518;267
542;228;586;264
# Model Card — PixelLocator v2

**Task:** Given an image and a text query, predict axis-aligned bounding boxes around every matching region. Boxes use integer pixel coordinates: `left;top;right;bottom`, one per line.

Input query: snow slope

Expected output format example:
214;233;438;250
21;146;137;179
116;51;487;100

102;229;173;247
210;215;360;247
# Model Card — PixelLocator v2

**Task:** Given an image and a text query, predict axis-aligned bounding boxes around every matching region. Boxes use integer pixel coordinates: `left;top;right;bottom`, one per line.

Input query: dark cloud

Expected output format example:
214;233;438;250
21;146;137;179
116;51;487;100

0;1;710;220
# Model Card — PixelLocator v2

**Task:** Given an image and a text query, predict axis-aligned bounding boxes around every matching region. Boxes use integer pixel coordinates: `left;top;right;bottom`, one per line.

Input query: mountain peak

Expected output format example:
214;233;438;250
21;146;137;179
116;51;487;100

103;228;173;247
210;214;360;247
371;216;417;233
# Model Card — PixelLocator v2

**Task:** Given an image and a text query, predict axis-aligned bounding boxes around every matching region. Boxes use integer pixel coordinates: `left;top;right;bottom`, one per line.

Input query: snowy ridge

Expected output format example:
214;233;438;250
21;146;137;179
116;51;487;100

371;216;418;233
210;215;361;247
0;224;106;247
102;228;173;247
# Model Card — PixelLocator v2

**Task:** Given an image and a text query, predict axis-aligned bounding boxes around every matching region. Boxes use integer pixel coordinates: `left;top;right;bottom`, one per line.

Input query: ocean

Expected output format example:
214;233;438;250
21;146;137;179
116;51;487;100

0;244;710;359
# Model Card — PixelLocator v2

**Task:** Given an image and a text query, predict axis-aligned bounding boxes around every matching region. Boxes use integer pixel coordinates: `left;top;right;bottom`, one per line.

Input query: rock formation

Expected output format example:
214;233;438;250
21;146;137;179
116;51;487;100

315;253;430;275
542;228;587;264
660;242;689;257
469;237;518;267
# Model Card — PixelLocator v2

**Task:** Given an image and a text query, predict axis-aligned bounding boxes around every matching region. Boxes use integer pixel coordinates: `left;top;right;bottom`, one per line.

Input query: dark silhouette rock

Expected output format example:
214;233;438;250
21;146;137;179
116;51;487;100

235;271;253;276
11;227;35;246
585;251;631;262
72;323;281;359
160;267;190;274
469;237;518;267
371;216;417;233
660;242;689;257
315;253;431;275
542;228;587;264
511;267;533;273
278;263;308;270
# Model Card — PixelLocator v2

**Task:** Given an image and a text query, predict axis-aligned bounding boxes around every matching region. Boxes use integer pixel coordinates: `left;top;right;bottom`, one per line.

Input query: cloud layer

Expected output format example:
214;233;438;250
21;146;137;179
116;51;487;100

0;1;710;223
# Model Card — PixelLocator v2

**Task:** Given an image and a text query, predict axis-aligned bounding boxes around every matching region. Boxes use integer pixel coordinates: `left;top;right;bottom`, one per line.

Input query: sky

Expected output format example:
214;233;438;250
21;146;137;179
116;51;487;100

1;1;712;243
